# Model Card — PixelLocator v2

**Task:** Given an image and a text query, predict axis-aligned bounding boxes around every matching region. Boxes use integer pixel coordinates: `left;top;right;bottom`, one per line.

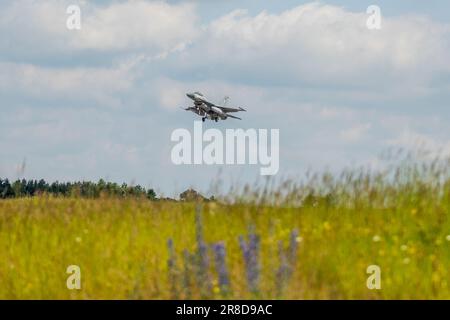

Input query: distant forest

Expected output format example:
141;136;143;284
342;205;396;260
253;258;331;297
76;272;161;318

0;178;156;200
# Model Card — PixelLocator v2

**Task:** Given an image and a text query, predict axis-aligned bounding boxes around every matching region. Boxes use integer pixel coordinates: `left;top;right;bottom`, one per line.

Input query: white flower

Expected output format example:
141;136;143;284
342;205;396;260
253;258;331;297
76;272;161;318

372;235;381;242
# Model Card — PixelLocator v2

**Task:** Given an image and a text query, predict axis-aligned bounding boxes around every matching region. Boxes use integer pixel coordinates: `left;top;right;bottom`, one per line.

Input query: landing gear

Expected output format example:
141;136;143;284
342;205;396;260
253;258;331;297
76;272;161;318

214;118;218;122
202;117;206;122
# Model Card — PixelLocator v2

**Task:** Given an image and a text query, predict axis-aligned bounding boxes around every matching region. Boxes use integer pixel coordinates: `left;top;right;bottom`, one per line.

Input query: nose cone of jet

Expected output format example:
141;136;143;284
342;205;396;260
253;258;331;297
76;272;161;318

186;93;194;99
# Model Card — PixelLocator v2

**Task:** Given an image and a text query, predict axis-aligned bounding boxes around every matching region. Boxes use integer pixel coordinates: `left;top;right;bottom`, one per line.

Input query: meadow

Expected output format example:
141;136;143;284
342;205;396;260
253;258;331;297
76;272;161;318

0;153;449;299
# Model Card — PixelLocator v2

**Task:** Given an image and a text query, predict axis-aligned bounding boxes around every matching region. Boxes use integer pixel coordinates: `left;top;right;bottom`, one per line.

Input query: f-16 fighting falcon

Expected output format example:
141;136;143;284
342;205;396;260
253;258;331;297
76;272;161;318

183;92;246;122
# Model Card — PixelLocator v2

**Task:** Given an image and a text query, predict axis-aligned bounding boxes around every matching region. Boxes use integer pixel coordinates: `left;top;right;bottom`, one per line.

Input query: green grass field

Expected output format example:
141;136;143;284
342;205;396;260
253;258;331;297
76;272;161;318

0;156;449;299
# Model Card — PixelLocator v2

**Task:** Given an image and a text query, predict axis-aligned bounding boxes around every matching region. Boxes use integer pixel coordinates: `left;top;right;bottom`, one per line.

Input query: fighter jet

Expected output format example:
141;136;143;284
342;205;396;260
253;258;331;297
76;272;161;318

183;92;246;122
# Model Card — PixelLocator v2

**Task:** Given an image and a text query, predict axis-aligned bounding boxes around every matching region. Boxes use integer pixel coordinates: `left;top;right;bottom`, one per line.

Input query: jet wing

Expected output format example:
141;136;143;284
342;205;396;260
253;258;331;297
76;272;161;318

216;106;246;113
203;97;246;113
203;100;216;108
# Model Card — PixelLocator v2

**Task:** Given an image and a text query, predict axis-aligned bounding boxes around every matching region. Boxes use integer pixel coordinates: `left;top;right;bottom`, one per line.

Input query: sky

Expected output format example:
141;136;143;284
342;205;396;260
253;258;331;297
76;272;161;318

0;0;449;197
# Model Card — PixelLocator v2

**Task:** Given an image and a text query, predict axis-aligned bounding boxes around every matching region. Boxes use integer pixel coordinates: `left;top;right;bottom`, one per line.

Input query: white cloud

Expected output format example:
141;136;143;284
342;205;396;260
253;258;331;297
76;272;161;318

0;62;134;107
0;0;198;60
3;2;450;102
70;1;197;54
183;3;450;90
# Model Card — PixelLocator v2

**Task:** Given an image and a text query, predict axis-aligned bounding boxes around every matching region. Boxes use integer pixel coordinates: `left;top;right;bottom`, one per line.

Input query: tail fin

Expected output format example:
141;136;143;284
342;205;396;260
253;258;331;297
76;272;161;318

222;96;230;106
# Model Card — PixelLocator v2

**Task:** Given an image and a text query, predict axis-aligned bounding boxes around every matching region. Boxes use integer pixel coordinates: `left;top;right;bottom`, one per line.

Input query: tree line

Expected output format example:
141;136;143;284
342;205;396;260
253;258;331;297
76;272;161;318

0;178;156;200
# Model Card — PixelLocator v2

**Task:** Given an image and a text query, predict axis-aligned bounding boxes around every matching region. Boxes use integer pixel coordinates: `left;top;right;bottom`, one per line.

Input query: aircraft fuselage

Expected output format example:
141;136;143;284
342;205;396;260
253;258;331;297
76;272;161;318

185;91;244;122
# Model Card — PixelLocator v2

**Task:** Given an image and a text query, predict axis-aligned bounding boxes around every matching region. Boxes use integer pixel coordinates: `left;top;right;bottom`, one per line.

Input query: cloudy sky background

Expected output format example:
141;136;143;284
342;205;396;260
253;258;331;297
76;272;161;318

1;0;449;196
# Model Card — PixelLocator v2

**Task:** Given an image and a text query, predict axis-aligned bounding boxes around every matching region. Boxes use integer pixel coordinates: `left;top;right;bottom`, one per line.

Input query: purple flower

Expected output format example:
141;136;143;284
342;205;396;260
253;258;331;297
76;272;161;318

167;238;178;297
212;242;230;292
182;249;193;298
275;229;300;296
167;238;175;269
276;240;289;295
239;232;260;293
288;229;299;266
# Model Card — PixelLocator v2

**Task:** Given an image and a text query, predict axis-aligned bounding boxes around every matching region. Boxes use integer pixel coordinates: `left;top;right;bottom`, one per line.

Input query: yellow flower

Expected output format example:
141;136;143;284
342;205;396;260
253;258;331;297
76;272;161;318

323;221;331;231
408;246;417;255
432;273;440;283
411;208;418;216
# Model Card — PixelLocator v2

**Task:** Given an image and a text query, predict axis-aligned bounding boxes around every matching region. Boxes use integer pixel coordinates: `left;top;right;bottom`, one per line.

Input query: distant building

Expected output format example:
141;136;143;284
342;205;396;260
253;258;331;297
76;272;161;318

179;188;210;202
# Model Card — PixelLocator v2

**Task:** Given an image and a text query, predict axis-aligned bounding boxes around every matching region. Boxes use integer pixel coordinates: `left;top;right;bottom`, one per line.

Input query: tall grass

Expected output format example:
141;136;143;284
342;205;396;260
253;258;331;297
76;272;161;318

0;152;449;299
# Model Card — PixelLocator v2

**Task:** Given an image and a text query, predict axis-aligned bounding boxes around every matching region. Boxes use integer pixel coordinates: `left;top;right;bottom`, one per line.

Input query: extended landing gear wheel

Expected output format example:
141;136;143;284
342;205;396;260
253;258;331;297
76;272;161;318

202;117;206;122
215;118;218;122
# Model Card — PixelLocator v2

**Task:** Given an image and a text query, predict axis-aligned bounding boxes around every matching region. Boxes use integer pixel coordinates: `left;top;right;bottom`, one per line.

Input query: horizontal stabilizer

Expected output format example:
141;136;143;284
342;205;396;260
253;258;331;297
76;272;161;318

227;114;242;120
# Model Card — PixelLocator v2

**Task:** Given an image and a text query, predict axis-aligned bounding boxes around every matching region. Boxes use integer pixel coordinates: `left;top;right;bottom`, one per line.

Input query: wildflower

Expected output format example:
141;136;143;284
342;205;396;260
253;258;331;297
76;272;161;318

446;235;450;242
167;239;176;271
323;221;331;231
75;237;82;243
276;229;300;297
432;273;440;283
400;245;408;251
276;240;290;295
182;250;193;298
212;242;230;294
239;232;261;293
167;239;179;298
403;258;410;265
288;229;299;265
408;246;417;255
372;235;381;242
